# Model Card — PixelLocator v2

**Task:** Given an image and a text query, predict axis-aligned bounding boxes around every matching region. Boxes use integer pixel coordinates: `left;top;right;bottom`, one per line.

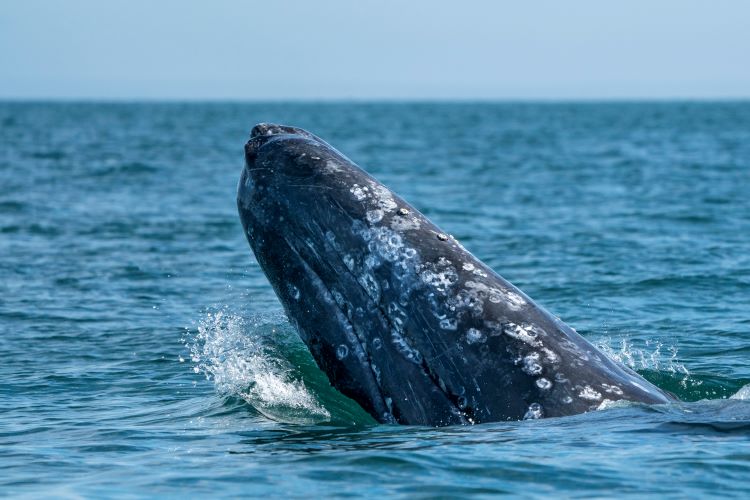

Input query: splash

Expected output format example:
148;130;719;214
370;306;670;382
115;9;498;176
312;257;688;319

596;337;691;387
186;309;330;424
730;384;750;401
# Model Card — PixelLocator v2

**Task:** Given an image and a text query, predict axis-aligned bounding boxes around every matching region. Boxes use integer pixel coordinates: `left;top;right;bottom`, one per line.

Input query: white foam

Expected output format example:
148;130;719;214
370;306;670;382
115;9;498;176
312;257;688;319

596;337;691;387
730;384;750;400
596;398;633;411
188;310;330;423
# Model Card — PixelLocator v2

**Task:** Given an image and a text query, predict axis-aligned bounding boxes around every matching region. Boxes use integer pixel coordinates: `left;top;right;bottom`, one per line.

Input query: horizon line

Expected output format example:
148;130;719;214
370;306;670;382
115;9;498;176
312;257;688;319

2;96;750;104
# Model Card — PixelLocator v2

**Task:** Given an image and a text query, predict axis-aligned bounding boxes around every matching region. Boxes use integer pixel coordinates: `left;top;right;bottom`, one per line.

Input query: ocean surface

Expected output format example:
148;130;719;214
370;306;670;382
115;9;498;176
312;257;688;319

1;101;749;497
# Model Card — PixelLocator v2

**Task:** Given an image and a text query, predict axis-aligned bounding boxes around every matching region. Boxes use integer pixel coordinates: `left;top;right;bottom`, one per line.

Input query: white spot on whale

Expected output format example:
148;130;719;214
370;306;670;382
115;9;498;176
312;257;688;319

390;215;421;231
385;396;393;410
351;184;368;201
364;254;379;269
465;328;486;344
343;254;355;271
542;348;559;363
462;262;488;278
524;402;543;420
601;383;624;396
536;377;552;390
420;267;458;293
331;290;346;309
336;344;349;360
358;273;380;302
440;317;458;330
369;183;398;213
391;331;423;364
387;302;408;329
522;352;543;376
504;322;543;347
325;230;340;252
503;290;526;310
366;209;384;224
578;385;602;401
371;363;382;384
325;160;342;173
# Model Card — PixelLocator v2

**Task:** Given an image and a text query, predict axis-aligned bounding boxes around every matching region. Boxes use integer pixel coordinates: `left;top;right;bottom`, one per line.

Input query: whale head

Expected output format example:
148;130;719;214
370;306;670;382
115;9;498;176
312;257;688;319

237;123;675;426
238;123;474;425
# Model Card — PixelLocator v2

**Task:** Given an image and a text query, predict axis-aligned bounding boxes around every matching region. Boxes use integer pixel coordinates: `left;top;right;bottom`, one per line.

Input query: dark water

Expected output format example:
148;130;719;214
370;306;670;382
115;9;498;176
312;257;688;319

2;102;749;497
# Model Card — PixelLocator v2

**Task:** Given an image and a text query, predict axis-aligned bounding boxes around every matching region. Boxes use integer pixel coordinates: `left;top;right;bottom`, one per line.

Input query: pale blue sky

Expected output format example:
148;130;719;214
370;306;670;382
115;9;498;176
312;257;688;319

1;0;749;100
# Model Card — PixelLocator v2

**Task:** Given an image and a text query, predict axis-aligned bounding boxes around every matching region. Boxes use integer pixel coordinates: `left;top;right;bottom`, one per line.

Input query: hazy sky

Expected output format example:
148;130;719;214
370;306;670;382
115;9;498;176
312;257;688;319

1;0;749;100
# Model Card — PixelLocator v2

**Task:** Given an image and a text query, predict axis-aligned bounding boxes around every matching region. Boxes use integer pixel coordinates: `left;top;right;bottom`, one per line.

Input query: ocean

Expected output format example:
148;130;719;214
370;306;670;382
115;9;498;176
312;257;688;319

1;101;749;497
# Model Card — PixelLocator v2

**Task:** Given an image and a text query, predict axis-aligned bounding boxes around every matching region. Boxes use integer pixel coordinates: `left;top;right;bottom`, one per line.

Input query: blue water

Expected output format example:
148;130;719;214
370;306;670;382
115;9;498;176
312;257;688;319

2;102;749;497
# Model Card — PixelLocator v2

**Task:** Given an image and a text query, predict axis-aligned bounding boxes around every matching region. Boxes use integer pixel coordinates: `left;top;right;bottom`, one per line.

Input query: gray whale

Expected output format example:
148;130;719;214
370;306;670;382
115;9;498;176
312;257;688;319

237;123;674;426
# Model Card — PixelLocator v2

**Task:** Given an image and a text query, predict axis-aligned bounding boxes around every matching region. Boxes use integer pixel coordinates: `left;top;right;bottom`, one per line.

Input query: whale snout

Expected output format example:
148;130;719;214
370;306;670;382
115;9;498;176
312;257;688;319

251;123;286;138
244;122;338;184
250;123;312;139
246;122;320;165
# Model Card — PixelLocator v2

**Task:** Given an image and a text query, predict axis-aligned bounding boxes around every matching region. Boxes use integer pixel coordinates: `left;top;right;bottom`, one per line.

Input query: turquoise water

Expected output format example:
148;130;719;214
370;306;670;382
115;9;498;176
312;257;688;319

1;102;749;497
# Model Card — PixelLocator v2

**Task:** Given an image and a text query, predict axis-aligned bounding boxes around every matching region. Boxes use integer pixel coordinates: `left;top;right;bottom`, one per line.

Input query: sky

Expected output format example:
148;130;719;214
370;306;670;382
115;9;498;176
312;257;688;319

1;0;749;100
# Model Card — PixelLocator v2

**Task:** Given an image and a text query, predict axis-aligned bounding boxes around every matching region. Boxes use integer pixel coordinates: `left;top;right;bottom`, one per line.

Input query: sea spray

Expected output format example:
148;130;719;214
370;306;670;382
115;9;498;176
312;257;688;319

187;308;331;424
